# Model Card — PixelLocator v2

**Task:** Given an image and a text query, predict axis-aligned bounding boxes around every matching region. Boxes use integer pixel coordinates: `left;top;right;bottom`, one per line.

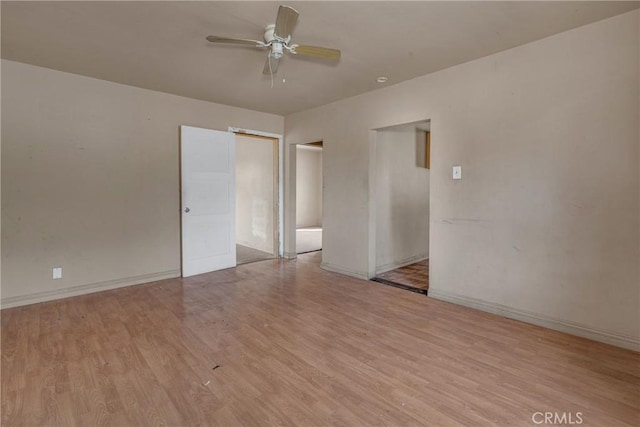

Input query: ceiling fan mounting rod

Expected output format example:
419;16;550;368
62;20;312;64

264;24;290;44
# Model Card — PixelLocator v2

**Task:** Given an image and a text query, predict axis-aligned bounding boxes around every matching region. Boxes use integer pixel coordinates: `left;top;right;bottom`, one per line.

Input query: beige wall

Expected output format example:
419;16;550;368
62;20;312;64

1;60;283;306
235;135;276;254
0;56;3;297
296;145;323;228
375;124;429;274
285;11;639;349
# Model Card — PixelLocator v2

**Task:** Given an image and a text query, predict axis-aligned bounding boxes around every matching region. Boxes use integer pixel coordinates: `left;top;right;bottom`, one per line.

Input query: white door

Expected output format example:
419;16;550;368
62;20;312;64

181;125;236;277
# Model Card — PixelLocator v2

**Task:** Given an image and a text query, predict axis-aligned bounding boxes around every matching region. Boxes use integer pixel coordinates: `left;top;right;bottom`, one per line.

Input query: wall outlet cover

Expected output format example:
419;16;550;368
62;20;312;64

453;165;462;180
52;267;62;280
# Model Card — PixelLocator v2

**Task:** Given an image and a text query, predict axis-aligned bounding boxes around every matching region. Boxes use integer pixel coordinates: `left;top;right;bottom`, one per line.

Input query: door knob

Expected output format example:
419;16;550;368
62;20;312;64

184;207;190;213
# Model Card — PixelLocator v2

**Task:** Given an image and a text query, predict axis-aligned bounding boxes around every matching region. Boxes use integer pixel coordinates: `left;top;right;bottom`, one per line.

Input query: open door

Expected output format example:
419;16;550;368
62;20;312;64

180;125;236;277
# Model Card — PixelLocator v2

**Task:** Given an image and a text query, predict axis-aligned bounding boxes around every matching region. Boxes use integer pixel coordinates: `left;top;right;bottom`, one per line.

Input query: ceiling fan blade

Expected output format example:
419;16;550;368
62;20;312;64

293;45;341;60
274;5;298;39
206;35;263;47
263;56;280;75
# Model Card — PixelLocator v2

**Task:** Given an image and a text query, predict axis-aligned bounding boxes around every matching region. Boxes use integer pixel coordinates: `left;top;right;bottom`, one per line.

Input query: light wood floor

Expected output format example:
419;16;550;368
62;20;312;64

236;244;274;265
2;252;638;426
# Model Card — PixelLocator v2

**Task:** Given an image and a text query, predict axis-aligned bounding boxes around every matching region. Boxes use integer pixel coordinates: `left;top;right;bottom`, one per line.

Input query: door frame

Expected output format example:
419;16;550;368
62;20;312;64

367;119;432;279
229;127;284;258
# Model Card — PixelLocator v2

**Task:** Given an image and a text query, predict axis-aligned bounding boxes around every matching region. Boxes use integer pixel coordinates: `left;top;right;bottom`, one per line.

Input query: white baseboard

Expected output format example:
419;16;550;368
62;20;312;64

284;252;297;259
321;262;370;280
1;269;181;309
428;288;640;352
376;254;428;275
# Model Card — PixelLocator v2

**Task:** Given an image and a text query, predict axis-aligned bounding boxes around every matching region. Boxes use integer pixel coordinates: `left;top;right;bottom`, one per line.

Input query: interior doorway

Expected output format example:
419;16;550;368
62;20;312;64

370;120;430;293
234;132;280;265
296;141;323;254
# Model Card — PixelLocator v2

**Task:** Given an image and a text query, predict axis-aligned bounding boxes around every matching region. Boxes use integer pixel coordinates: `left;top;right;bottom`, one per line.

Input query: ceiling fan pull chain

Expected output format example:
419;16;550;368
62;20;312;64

269;56;274;88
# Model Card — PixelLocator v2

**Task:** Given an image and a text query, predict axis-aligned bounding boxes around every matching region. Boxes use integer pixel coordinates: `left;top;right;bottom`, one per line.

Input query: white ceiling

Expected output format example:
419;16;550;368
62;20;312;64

2;1;637;115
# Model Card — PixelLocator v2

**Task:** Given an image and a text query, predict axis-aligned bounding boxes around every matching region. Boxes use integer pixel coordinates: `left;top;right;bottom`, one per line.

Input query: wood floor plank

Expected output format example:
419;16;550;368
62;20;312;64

2;252;639;426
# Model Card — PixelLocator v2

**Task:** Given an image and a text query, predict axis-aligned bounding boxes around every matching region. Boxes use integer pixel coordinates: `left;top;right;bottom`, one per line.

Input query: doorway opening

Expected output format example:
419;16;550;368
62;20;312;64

370;120;430;294
180;125;283;277
296;141;323;254
234;132;280;265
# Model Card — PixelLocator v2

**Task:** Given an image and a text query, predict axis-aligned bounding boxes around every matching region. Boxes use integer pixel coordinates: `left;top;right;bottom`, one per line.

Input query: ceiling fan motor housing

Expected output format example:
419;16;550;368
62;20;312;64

264;24;276;43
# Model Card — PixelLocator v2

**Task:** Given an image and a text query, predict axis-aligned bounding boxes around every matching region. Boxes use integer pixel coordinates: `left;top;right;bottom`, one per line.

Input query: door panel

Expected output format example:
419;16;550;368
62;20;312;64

181;125;236;277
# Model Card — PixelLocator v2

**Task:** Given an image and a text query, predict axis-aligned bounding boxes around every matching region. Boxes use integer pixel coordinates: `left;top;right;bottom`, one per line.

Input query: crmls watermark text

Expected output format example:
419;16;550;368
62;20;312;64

531;412;583;425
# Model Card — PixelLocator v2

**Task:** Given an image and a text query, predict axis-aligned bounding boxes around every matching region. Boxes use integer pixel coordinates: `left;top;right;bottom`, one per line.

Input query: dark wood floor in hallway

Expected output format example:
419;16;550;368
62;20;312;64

2;252;639;426
375;259;429;292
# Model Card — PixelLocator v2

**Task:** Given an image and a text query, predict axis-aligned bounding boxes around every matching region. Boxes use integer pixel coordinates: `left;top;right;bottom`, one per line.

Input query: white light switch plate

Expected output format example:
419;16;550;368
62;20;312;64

52;267;62;280
453;165;462;180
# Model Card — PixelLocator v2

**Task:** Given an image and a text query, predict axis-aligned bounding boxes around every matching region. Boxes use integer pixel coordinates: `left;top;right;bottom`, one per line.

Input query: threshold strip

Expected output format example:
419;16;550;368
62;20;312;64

370;277;428;295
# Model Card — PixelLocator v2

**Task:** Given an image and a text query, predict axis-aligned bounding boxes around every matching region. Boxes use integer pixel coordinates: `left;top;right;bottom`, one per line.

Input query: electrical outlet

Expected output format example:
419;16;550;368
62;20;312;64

453;165;462;180
52;267;62;280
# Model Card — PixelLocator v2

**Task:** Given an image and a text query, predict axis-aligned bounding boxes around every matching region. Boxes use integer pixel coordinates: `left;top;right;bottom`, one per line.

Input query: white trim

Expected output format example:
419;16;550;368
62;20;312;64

297;144;322;152
320;262;370;280
285;144;298;258
428;289;640;352
229;127;284;258
367;130;378;279
1;270;180;309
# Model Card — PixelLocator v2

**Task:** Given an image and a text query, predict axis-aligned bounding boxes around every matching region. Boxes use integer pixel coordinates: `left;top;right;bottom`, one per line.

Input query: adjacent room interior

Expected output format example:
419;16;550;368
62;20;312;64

296;141;323;254
235;133;279;264
1;1;638;425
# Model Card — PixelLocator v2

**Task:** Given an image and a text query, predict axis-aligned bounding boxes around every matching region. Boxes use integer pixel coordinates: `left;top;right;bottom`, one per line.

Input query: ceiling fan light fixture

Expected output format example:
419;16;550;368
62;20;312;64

271;42;284;59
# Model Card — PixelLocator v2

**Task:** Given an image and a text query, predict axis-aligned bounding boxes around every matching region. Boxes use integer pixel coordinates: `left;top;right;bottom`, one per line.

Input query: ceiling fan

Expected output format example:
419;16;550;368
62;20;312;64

206;5;341;75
